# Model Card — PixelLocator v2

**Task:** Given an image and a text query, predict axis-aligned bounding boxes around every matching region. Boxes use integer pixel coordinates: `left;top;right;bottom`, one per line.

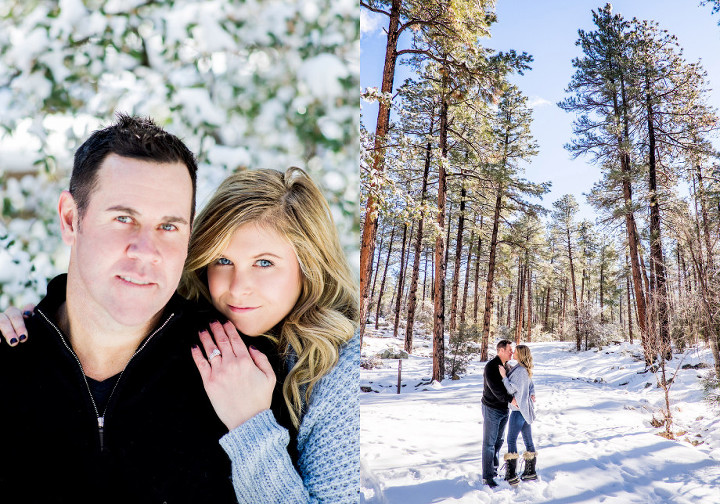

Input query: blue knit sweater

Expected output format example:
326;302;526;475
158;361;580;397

502;363;536;424
219;333;360;503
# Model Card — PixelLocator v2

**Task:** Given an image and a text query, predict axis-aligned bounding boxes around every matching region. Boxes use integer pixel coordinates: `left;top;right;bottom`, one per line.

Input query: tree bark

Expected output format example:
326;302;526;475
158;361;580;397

543;285;551;331
615;70;650;363
600;250;605;324
392;223;409;338
444;200;453;267
526;263;533;342
369;232;385;309
566;226;581;351
645;75;671;360
460;226;475;329
473;216;483;324
514;258;526;344
626;252;634;344
423;248;429;302
449;175;467;332
404;132;433;353
695;165;720;378
432;83;449;382
375;224;396;330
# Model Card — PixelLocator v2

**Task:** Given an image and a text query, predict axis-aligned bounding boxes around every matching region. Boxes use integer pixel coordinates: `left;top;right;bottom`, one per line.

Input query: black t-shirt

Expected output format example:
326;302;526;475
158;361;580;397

87;373;121;414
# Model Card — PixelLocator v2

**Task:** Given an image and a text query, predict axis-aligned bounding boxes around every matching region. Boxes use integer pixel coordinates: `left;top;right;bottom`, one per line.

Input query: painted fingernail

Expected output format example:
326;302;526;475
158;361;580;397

23;311;32;317
19;334;27;342
192;345;198;350
249;345;257;351
10;337;18;345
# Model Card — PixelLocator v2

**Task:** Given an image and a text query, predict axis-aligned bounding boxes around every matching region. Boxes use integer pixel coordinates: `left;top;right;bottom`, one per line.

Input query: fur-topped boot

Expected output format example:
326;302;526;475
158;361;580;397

503;452;520;485
521;451;537;481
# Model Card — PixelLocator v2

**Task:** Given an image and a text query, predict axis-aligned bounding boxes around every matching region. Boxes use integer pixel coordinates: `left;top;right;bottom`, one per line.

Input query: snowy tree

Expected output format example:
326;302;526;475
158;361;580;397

0;0;359;309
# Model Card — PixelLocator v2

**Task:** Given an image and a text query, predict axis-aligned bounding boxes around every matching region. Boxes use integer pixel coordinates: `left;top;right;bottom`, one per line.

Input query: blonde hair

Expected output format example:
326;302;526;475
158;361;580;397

179;167;358;428
515;344;533;378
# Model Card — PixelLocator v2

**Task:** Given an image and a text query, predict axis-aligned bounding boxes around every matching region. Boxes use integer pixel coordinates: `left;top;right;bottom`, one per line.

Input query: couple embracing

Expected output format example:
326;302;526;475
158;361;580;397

0;115;359;503
481;339;538;488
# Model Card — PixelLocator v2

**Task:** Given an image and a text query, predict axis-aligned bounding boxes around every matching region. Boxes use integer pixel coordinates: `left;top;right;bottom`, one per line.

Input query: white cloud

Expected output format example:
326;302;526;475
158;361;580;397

529;96;552;108
361;9;384;36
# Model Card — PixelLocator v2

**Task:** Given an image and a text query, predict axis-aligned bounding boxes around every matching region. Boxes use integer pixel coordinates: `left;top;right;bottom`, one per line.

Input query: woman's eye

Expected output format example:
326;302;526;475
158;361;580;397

215;257;233;266
256;259;273;268
116;216;132;224
159;223;177;232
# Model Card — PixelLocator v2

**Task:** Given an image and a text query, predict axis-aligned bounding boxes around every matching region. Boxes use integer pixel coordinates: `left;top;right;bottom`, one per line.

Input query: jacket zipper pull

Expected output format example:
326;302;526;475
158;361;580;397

98;416;105;452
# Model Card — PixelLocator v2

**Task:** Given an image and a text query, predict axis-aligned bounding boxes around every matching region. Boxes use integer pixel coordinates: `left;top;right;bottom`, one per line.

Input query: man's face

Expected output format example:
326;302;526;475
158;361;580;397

62;154;193;329
498;344;514;364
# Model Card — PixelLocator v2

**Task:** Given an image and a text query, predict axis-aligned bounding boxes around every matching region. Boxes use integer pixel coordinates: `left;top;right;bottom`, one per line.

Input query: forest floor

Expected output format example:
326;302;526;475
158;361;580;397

360;323;720;503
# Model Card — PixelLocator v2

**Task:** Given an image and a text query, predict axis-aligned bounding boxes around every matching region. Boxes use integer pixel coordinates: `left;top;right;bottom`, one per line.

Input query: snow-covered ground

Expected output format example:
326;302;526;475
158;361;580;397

360;326;720;503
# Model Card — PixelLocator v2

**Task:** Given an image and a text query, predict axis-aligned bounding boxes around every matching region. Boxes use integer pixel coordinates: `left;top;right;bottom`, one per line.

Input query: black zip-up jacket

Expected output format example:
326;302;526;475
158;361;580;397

481;355;514;411
0;275;254;504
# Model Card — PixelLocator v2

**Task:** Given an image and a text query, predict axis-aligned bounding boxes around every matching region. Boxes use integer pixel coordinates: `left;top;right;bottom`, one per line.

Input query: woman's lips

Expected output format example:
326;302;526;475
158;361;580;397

228;305;259;313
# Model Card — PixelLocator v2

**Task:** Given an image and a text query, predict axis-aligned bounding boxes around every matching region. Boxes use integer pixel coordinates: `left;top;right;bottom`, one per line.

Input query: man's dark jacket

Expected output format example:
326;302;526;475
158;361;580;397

0;275;242;504
481;355;513;411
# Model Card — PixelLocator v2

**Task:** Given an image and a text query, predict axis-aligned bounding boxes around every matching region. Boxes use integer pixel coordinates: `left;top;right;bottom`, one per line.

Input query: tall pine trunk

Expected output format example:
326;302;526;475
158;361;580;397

480;186;503;361
600;250;605;323
432;80;449;382
473;216;484;324
375;224;395;330
645;74;671;360
449;175;467;331
526;263;533;342
565;226;581;350
460;226;475;328
626;253;634;344
696;165;720;378
369;233;385;308
514;258;526;344
392;223;409;337
614;70;650;363
359;0;402;345
404;132;433;353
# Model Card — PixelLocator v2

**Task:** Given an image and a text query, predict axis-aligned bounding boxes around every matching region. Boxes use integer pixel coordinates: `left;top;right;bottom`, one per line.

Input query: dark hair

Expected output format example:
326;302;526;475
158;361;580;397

496;339;513;351
70;113;198;221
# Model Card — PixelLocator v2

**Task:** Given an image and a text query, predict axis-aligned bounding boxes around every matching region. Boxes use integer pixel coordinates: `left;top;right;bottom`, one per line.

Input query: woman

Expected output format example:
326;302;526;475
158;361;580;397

498;344;537;484
0;167;359;504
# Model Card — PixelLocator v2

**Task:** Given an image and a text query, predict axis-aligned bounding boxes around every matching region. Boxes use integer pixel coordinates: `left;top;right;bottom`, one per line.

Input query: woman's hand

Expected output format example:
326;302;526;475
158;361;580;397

498;364;507;378
191;320;276;431
0;305;34;346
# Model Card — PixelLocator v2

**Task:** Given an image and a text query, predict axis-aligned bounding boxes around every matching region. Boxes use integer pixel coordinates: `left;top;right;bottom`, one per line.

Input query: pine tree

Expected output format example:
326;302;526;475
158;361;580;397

552;195;582;351
479;85;545;360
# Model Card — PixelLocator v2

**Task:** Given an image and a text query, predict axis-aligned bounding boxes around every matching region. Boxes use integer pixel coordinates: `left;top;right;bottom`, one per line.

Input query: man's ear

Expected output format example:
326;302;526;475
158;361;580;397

58;191;79;246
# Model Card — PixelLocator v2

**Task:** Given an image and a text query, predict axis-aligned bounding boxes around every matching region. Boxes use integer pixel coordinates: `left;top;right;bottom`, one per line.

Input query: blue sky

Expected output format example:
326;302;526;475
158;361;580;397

360;1;720;222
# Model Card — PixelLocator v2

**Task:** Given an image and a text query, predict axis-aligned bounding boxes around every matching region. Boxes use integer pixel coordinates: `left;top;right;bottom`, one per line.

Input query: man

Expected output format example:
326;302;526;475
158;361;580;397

0;115;240;503
481;339;516;488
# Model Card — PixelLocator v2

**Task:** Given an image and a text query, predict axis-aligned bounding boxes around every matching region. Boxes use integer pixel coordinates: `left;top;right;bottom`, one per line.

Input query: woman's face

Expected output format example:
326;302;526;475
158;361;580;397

207;222;302;336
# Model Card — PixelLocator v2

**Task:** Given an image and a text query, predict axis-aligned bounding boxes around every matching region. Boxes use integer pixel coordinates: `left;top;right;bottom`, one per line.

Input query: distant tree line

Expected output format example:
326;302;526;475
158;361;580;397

360;2;720;382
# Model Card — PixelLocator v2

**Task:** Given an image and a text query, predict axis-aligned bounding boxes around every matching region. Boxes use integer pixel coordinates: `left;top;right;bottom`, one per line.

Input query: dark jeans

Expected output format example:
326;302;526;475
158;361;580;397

482;403;509;480
507;410;535;453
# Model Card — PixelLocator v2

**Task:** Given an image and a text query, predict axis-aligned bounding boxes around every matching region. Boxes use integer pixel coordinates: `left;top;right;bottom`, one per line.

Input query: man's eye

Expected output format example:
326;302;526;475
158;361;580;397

215;257;233;266
256;259;273;268
116;216;132;224
159;223;178;232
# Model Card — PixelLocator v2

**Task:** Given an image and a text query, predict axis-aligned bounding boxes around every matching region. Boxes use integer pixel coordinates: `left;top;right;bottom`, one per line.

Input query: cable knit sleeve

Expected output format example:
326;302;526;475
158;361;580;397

219;334;360;504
